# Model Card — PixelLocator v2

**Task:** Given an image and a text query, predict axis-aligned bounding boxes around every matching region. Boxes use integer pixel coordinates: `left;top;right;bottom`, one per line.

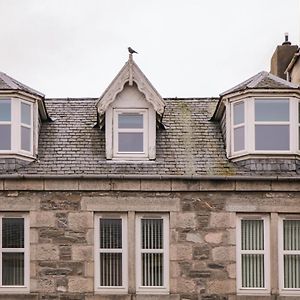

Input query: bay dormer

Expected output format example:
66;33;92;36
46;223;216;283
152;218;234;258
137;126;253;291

96;52;165;160
0;72;48;168
213;71;300;166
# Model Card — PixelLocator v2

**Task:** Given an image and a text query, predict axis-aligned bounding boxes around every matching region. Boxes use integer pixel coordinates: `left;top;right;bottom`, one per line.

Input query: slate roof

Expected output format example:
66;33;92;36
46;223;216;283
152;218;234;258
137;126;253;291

1;97;242;176
220;71;300;97
0;72;44;97
1;97;297;177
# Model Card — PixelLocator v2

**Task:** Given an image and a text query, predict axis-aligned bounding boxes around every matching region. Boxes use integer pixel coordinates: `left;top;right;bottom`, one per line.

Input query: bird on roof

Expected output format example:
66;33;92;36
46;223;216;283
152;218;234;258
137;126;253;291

128;47;138;54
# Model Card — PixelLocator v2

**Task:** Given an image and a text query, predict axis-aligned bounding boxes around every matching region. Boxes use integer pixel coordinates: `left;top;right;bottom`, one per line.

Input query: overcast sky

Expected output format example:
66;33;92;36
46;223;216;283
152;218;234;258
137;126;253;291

0;0;299;99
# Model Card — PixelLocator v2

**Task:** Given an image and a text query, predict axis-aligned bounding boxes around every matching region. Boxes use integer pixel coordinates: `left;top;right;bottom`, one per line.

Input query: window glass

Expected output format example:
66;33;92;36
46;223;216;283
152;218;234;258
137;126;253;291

99;218;123;287
118;113;143;129
255;125;289;150
240;219;265;288
255;99;289;122
2;253;24;286
21;127;31;152
283;220;300;289
1;217;26;287
2;218;24;248
233;102;244;125
234;127;245;152
0;100;11;122
21;103;31;125
118;133;143;152
141;219;164;286
0;125;11;150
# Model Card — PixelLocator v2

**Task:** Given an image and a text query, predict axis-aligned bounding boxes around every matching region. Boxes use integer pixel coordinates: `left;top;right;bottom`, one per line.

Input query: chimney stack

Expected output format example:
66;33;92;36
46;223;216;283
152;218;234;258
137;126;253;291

270;33;298;80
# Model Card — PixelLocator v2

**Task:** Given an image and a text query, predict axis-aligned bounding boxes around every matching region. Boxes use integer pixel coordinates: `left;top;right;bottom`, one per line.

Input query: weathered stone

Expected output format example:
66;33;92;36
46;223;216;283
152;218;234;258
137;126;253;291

209;212;235;229
72;245;93;261
68;276;93;292
78;179;111;191
35;244;59;261
193;245;210;260
206;279;235;294
44;179;79;191
141;179;171;191
205;232;223;244
226;264;236;279
40;193;81;211
212;246;235;262
68;211;93;230
186;232;204;243
60;246;72;260
170;244;193;260
30;211;56;228
4;179;43;190
171;212;197;229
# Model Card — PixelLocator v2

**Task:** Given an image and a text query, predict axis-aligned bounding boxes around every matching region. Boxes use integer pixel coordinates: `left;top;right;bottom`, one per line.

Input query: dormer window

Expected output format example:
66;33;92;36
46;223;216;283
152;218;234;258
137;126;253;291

231;97;298;157
254;99;289;151
0;100;11;150
214;71;300;162
0;99;33;155
97;53;165;161
114;109;148;157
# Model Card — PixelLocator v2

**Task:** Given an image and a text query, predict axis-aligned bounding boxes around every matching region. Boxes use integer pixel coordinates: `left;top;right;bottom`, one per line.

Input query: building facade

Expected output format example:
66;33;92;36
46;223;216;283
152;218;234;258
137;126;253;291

0;37;300;300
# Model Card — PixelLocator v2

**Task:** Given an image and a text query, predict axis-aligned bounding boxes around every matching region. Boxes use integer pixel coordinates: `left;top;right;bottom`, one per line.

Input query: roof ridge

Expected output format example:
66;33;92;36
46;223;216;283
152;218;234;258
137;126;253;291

247;71;268;88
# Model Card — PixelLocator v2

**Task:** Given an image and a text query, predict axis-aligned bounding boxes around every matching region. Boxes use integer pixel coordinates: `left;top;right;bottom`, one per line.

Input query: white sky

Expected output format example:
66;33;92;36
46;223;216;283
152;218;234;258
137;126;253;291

0;0;299;98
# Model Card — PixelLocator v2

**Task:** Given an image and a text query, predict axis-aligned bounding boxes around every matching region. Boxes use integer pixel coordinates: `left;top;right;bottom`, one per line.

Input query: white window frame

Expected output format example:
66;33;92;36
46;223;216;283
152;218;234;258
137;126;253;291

0;213;29;293
135;214;169;294
231;100;246;154
278;215;300;295
230;97;300;158
94;214;128;294
236;215;270;295
20;100;33;155
0;98;34;157
113;109;148;159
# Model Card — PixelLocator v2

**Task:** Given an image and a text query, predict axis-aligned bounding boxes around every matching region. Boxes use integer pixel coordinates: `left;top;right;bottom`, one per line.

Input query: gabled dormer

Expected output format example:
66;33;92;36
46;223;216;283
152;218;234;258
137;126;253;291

0;72;48;167
96;53;165;160
213;71;300;164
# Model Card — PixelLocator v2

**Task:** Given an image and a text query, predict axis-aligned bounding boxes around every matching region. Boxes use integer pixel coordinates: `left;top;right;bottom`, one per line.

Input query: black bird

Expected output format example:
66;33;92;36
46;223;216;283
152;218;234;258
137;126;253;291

128;47;138;54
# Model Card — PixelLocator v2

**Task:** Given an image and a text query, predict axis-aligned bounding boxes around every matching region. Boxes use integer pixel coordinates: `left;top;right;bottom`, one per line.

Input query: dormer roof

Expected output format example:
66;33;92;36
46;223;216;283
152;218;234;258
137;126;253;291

0;72;49;121
220;71;299;97
0;71;45;98
96;54;165;117
213;71;300;121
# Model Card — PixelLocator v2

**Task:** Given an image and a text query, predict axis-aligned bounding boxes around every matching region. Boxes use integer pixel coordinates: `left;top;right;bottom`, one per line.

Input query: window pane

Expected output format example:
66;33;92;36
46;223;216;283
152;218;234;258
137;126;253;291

2;253;24;286
233;102;244;125
100;219;122;249
118;113;143;129
100;253;122;286
142;253;163;286
255;99;289;121
2;218;24;248
0;124;11;150
255;125;289;150
21;102;31;125
283;220;300;251
142;219;163;249
21;126;31;152
284;255;300;288
0;100;11;121
234;126;245;152
118;132;143;152
241;254;264;288
241;219;264;250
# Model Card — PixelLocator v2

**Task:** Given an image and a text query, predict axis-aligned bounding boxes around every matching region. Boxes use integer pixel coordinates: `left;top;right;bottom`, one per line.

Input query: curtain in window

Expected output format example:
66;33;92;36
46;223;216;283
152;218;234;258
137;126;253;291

241;219;265;288
2;218;25;286
283;220;300;288
141;219;163;287
99;219;122;287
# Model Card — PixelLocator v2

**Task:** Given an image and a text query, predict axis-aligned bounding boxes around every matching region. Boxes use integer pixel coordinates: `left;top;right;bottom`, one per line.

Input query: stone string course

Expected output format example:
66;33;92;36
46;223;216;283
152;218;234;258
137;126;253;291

0;178;299;299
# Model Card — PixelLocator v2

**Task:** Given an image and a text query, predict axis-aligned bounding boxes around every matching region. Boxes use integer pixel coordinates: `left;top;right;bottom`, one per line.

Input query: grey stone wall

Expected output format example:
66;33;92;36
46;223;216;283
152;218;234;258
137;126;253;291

0;178;299;300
